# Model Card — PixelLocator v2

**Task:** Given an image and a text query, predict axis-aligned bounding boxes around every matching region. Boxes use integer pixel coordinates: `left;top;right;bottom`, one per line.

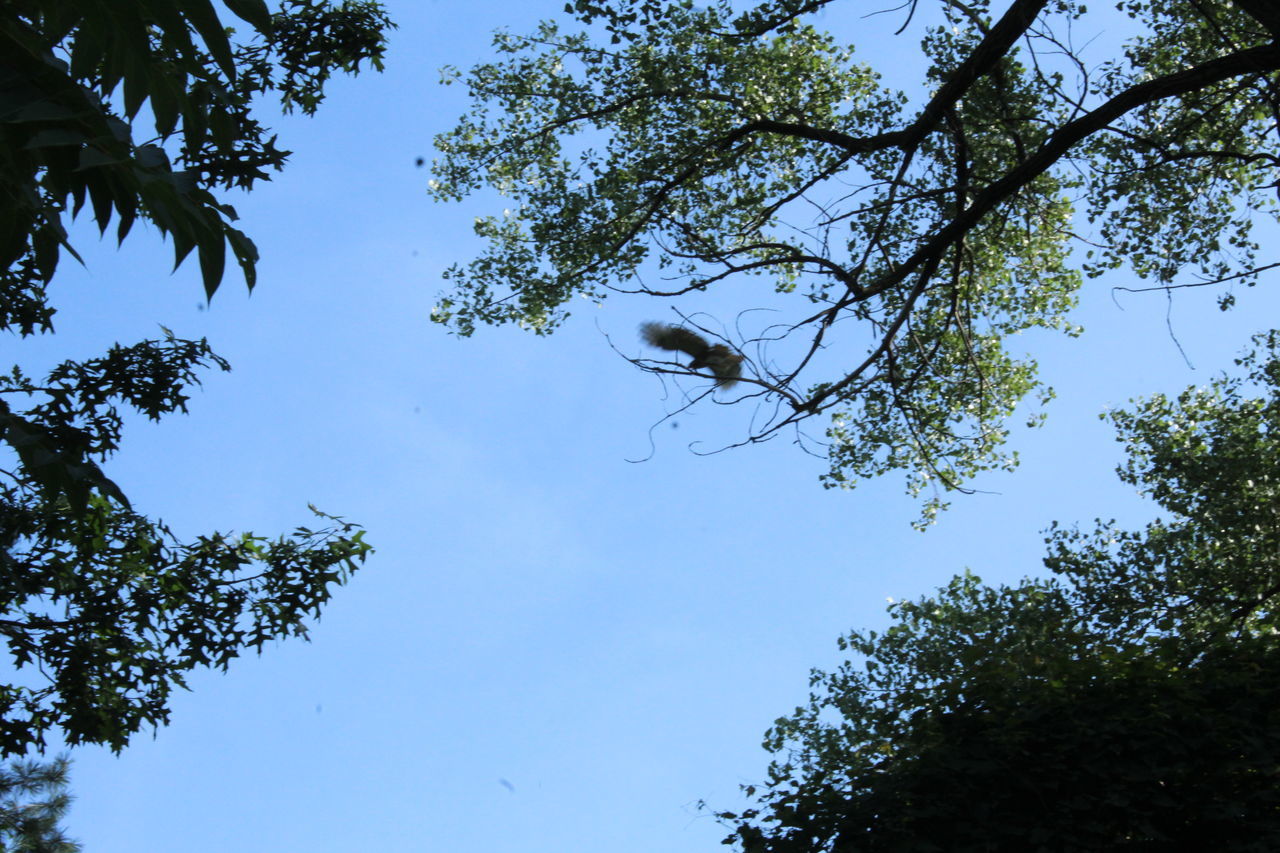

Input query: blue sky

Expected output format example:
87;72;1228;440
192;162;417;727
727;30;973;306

18;2;1280;850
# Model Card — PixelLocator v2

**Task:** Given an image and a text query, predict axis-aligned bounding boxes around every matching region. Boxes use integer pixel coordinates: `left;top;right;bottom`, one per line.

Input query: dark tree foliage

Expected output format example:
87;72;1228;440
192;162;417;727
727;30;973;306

1;0;394;311
713;333;1280;851
0;1;389;755
430;0;1280;523
0;756;78;853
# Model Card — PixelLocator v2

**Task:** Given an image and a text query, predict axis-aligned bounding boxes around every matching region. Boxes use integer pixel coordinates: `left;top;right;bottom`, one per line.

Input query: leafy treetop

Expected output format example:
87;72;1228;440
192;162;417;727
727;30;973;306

429;0;1280;524
714;331;1280;851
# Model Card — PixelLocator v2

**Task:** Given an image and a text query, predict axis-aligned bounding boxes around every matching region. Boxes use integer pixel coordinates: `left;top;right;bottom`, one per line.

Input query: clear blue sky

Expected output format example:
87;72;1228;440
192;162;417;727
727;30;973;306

22;2;1279;850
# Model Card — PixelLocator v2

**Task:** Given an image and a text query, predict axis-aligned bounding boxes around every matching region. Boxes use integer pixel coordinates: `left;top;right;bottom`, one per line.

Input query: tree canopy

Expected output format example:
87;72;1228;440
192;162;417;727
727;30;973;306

711;331;1280;851
429;0;1280;522
0;0;390;755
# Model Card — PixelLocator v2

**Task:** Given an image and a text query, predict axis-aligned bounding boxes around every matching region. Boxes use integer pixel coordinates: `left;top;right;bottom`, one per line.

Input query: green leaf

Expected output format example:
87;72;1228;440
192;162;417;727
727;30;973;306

221;0;274;32
179;0;238;80
76;146;124;170
225;226;259;291
22;128;86;148
196;227;227;299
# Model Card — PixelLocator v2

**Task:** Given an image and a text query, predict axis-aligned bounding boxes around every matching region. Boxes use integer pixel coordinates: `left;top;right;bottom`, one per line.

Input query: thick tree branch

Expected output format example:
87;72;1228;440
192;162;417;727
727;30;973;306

1232;0;1280;41
863;43;1280;302
782;43;1280;417
736;0;1051;157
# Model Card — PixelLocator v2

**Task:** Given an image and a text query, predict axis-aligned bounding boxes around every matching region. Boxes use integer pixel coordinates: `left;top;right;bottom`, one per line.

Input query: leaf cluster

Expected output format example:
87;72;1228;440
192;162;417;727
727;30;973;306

1;0;393;317
0;334;373;755
0;494;370;756
430;0;1280;523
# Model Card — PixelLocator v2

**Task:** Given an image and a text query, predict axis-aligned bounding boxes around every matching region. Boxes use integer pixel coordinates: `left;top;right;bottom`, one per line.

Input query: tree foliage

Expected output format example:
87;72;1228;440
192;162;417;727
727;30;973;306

712;332;1280;851
0;756;78;853
1;0;393;313
0;1;389;755
429;0;1280;522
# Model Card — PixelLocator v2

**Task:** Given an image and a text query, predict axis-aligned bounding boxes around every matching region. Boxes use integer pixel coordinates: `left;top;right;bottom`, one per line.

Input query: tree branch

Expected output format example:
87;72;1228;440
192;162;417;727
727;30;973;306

864;43;1280;302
